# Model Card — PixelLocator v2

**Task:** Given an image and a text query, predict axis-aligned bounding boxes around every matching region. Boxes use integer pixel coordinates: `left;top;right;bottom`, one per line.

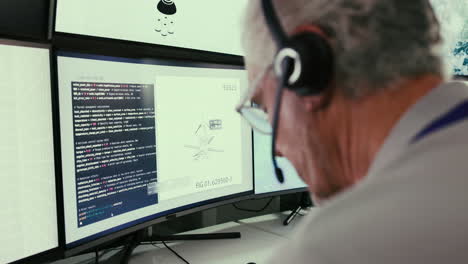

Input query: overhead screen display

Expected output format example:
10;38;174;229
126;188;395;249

55;0;248;55
254;132;307;195
0;0;50;40
57;53;253;246
0;43;58;263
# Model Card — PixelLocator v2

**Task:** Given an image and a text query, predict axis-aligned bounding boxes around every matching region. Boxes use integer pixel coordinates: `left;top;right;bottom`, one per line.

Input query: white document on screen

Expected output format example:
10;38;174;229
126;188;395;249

0;44;58;264
55;0;248;55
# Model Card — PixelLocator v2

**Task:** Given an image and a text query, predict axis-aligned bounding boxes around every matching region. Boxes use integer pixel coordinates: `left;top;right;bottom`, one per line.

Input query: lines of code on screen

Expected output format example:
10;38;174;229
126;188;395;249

71;82;158;227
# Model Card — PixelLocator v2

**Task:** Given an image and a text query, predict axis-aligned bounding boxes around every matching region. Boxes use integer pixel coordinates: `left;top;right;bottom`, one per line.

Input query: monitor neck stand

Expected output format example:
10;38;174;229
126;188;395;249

89;230;241;264
283;192;313;226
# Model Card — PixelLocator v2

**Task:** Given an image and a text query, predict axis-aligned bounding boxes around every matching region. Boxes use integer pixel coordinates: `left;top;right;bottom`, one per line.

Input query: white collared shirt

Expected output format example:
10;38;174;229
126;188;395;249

269;81;468;263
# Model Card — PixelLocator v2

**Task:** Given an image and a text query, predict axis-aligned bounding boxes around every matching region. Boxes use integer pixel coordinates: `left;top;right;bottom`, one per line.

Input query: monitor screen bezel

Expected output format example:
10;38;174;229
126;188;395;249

254;187;309;199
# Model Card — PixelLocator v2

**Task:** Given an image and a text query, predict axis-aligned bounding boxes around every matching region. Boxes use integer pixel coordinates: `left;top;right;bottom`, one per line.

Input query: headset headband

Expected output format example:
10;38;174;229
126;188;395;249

261;0;288;48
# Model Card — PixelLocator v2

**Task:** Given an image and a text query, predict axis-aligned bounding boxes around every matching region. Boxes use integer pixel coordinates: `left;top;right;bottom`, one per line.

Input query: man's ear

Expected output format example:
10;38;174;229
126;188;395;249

300;81;336;112
301;94;327;112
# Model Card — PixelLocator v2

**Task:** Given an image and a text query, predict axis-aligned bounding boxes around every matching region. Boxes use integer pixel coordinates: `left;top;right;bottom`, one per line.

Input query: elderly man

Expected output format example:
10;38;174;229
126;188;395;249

237;0;468;262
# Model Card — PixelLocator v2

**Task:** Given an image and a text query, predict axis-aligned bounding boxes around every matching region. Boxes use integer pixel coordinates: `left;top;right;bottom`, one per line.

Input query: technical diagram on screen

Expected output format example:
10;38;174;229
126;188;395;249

184;120;224;161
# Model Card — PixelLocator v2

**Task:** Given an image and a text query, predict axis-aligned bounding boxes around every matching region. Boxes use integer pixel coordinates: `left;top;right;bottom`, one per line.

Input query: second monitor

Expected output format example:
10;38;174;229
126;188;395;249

254;131;307;196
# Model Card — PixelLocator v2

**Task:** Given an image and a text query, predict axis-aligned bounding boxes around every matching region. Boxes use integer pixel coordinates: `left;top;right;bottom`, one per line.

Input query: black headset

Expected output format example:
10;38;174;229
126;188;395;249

261;0;334;183
261;0;334;96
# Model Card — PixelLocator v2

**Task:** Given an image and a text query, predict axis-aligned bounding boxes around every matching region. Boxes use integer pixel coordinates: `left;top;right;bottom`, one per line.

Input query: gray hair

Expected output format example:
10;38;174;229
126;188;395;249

243;0;446;98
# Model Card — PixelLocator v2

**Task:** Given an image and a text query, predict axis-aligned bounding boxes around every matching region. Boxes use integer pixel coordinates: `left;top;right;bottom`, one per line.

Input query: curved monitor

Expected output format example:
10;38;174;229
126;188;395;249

253;131;307;196
54;0;248;55
0;41;59;263
56;51;253;252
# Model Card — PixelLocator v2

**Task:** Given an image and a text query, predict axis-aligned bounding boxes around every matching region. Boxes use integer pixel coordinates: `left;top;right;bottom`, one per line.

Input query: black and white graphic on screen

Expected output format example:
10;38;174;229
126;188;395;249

72;82;158;227
184;120;224;161
155;0;177;37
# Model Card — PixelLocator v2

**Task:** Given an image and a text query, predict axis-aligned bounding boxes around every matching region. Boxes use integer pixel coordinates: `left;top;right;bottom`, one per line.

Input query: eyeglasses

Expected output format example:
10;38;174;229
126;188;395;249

236;65;273;135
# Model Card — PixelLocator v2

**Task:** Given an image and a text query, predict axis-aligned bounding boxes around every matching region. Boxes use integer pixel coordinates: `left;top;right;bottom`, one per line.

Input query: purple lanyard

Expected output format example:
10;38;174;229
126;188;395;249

411;100;468;143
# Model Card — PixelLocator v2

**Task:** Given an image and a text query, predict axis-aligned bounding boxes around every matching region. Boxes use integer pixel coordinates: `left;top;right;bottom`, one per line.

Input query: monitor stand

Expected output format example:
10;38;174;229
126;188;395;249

283;192;313;226
96;230;241;264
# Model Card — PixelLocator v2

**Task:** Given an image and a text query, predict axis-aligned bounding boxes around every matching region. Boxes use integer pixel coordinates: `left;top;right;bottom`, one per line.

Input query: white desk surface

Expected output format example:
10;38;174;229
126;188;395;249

52;209;318;264
237;208;318;239
130;221;285;264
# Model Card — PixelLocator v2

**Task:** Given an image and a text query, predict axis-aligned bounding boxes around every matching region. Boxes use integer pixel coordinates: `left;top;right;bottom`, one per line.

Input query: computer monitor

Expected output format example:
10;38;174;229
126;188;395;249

54;0;248;55
0;40;59;263
253;131;307;196
56;51;253;254
0;0;50;40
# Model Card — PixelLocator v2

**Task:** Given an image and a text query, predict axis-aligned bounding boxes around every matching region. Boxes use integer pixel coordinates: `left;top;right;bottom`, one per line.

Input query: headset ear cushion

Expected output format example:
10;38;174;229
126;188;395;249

288;33;334;96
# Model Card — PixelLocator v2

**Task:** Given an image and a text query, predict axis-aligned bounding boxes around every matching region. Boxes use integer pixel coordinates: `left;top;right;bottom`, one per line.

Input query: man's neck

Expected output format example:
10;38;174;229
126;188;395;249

309;75;443;201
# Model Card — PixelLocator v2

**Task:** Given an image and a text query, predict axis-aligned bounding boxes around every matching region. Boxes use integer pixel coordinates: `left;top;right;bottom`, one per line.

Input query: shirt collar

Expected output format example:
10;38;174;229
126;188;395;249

366;81;468;178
